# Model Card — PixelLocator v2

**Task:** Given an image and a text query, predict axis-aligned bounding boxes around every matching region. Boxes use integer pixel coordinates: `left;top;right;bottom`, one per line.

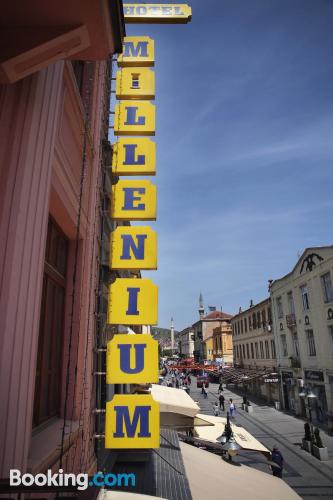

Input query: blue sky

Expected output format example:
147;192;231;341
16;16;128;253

122;0;333;330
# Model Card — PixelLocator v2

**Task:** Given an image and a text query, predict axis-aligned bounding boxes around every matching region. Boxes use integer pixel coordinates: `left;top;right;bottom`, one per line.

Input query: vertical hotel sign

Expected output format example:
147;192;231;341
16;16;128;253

106;5;192;450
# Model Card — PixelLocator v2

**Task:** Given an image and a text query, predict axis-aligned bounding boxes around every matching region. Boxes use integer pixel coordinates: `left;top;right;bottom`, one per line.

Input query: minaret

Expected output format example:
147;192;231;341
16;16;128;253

170;317;175;351
199;292;204;319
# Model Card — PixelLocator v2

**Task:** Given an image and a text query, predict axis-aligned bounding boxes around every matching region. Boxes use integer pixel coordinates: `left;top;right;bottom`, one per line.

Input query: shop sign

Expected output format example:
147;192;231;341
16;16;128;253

110;226;157;270
108;278;158;325
114;101;155;136
304;370;324;382
264;377;279;384
105;395;160;448
123;4;192;24
106;334;158;384
111;180;156;221
112;138;156;176
116;68;155;100
118;37;155;67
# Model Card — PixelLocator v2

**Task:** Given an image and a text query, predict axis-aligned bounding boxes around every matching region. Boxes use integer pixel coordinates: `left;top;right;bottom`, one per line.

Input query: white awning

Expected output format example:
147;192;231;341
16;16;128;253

194;413;270;456
150;384;200;417
180;442;301;500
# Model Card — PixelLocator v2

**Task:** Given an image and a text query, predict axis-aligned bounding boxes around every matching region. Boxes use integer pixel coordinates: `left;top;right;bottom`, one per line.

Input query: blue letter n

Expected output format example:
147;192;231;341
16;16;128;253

120;234;147;260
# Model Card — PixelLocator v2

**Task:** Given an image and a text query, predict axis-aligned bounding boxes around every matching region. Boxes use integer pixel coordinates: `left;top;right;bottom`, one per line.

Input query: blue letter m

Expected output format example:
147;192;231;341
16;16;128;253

123;41;148;58
113;406;151;438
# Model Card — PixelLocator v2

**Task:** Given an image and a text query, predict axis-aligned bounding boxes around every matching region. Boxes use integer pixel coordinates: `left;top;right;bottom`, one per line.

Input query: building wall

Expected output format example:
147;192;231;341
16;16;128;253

212;323;233;365
231;298;279;402
179;327;195;358
0;60;109;476
203;336;214;361
270;247;333;431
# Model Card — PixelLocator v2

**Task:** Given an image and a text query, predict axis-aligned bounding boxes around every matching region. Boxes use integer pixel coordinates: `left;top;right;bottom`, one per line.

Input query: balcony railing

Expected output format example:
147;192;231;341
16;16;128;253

286;314;297;328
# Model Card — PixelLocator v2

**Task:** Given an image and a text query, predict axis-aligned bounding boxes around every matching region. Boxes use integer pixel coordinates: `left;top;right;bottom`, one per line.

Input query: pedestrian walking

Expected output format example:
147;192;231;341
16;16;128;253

229;398;236;418
213;402;219;416
203;385;208;399
188;375;191;385
271;445;284;478
218;383;224;394
219;393;225;411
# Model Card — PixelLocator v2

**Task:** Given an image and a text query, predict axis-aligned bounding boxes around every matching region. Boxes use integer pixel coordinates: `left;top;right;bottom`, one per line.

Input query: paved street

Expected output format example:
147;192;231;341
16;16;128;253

189;379;333;500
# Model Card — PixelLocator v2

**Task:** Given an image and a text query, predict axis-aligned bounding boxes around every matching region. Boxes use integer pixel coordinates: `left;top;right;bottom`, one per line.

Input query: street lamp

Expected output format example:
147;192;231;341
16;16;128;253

222;434;241;460
299;387;317;442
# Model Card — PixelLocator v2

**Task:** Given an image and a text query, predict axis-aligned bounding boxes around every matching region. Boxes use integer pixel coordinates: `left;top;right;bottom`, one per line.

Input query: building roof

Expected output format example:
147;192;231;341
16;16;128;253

203;310;233;320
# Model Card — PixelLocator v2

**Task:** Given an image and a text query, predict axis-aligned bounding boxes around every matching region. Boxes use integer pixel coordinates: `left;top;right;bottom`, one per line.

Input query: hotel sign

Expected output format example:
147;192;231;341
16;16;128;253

105;8;191;450
123;4;192;24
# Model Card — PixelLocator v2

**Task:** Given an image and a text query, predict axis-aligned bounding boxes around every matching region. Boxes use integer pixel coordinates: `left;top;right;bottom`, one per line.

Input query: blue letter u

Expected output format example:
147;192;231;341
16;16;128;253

118;344;147;374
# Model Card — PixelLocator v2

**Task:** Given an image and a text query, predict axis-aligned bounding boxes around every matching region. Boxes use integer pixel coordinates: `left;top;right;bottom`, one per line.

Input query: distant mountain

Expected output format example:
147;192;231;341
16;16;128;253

151;327;180;346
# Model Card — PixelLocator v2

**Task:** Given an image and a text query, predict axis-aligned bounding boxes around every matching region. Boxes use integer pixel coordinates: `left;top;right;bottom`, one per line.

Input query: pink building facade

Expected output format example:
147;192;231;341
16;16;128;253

0;1;124;478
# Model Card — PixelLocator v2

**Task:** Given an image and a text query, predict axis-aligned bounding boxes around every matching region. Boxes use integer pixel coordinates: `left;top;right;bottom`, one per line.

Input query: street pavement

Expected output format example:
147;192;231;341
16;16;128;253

189;379;333;500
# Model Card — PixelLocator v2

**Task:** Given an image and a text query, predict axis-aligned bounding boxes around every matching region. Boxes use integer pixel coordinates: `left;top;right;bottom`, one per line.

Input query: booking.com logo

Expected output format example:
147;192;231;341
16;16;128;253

10;469;136;491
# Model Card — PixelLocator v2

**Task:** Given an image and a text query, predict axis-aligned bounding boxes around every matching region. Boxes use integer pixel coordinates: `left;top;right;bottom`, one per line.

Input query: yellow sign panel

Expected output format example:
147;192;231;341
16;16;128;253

110;226;157;270
118;36;155;67
112;138;156;176
111;180;156;221
106;334;159;384
116;68;155;100
105;394;160;449
114;101;155;136
108;278;158;325
123;4;192;24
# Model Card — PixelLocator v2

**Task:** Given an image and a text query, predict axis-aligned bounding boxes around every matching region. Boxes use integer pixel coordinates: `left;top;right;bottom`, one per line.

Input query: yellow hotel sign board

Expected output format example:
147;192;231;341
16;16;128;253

110;226;157;270
108;278;158;325
105;394;160;449
118;37;155;67
111;180;157;221
112;138;156;176
123;4;192;24
106;334;159;384
114;101;155;136
116;68;155;100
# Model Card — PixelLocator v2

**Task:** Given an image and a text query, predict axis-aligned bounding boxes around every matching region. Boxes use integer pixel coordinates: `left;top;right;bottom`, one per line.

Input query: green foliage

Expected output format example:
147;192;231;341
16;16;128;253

314;427;324;448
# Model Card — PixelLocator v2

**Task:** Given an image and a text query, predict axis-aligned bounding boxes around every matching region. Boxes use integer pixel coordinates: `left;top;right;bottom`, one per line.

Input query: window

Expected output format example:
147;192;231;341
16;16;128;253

246;344;250;358
255;342;259;358
260;341;264;359
306;329;316;356
265;340;270;359
253;313;257;329
244;317;248;332
293;333;300;358
251;343;254;358
242;344;246;358
257;311;261;328
321;273;333;303
329;325;333;352
237;321;240;335
241;319;244;334
276;297;283;318
268;307;272;324
262;309;266;327
287;291;295;315
271;339;276;358
33;218;68;427
300;285;310;311
249;316;252;330
280;334;288;357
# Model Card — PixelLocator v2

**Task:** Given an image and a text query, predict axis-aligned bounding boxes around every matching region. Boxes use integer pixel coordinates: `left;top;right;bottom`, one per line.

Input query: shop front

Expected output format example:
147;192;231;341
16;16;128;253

304;370;328;425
